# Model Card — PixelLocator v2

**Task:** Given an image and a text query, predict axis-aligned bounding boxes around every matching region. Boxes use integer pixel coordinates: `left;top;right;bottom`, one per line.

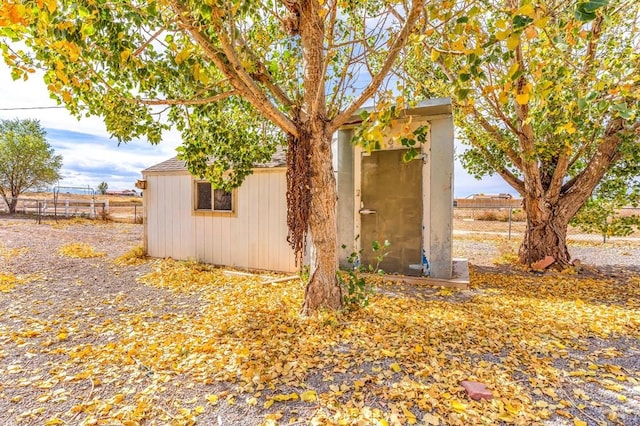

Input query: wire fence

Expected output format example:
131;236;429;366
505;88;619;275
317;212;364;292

454;207;640;244
0;197;143;223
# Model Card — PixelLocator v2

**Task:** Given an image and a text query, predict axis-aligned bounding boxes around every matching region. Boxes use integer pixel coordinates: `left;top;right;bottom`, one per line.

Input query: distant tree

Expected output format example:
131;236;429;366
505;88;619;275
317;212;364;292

0;118;62;213
97;181;108;195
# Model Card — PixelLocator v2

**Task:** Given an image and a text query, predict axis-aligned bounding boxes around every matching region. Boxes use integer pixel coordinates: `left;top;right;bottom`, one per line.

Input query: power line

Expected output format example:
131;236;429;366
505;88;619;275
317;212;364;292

0;106;66;111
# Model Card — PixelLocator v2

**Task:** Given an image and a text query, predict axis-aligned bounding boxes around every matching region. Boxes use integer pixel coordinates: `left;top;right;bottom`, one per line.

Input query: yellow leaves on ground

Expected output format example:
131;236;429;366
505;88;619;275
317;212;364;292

0;273;23;292
58;242;105;258
113;245;147;266
1;253;638;425
0;243;29;259
0;272;37;292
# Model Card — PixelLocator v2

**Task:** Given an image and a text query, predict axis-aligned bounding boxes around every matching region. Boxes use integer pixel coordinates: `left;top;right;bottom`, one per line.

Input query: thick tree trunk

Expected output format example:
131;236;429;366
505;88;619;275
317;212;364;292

520;215;571;266
519;197;574;266
300;130;342;315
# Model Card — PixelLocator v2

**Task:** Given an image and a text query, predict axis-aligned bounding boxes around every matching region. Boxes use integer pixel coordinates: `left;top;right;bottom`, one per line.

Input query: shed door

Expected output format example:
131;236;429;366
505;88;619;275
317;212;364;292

360;149;422;276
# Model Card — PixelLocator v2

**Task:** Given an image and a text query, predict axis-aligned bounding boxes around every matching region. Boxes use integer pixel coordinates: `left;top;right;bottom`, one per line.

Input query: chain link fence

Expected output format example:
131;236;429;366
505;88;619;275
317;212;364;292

454;206;640;244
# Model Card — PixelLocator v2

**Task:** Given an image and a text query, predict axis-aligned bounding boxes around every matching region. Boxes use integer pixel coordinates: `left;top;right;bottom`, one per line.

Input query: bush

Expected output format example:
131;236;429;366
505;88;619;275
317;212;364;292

339;239;390;311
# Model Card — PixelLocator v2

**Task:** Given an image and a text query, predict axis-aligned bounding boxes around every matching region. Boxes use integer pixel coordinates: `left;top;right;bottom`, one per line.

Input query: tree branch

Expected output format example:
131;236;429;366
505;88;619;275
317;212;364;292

132;91;236;106
171;0;298;136
561;118;628;217
133;27;167;57
329;0;425;132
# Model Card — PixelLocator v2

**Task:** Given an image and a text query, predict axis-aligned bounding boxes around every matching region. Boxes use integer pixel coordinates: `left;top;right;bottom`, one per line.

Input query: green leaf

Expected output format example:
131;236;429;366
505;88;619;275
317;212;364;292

577;98;587;110
512;15;534;30
575;1;608;22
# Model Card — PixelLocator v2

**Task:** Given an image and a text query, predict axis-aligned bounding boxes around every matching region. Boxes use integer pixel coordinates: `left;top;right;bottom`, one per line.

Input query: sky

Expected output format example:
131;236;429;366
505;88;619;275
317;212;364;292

0;62;513;196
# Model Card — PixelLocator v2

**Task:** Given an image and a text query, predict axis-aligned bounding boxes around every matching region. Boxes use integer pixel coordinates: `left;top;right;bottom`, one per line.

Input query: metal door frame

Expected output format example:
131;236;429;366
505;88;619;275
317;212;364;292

353;122;431;272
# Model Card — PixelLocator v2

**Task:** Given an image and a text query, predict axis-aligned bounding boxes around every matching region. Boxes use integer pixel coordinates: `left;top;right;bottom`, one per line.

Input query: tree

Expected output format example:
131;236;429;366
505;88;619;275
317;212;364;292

0;0;427;313
0;118;62;213
404;0;640;266
97;181;108;195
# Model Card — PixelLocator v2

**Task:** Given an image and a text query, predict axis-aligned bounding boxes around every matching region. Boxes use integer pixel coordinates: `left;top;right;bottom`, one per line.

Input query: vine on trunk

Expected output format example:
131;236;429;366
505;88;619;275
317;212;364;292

285;132;312;265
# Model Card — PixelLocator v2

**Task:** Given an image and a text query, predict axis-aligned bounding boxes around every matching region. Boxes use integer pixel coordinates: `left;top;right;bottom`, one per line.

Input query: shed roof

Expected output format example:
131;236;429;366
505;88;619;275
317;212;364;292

143;147;287;174
342;97;452;127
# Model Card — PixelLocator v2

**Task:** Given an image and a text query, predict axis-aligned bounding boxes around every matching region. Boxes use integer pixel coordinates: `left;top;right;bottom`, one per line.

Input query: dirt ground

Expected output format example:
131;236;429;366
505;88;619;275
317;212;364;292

1;217;638;425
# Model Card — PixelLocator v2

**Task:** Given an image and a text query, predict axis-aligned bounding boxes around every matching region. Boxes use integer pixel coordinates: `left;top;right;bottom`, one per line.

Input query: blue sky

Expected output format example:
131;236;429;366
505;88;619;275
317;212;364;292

0;62;513;196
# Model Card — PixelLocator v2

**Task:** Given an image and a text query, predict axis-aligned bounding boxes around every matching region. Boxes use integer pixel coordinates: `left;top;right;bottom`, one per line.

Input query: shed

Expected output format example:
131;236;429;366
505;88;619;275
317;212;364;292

141;98;459;280
141;152;296;273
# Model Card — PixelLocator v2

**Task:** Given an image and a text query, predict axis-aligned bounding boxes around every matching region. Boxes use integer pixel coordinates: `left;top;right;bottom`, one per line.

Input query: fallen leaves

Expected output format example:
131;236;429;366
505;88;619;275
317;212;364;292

1;233;639;425
57;242;105;258
113;245;147;266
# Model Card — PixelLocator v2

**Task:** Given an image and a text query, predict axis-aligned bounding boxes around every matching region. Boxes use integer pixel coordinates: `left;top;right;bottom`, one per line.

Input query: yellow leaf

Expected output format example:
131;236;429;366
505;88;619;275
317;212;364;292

403;406;417;424
516;93;530;105
506;63;519;80
206;394;219;405
120;50;131;63
45;418;64;426
57;332;68;341
505;403;520;415
430;49;440;62
451;400;466;412
246;397;257;406
390;363;402;373
413;345;423;354
194;405;204;414
573;419;587;426
496;30;510;41
300;390;317;402
193;62;200;81
46;0;57;14
534;16;550;28
616;394;627;402
506;35;520;50
517;4;535;17
264;399;274;409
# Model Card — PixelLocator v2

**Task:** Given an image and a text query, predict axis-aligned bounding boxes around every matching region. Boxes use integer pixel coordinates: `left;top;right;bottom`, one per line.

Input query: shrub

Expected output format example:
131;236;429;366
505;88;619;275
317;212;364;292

339;239;390;311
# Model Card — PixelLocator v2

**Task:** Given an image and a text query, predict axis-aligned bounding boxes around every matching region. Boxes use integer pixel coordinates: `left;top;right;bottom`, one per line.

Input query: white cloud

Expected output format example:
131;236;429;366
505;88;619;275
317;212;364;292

1;62;181;190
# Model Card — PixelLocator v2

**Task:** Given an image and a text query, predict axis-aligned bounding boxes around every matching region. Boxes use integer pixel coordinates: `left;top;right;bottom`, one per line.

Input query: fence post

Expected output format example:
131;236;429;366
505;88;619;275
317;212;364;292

508;208;512;240
90;199;95;219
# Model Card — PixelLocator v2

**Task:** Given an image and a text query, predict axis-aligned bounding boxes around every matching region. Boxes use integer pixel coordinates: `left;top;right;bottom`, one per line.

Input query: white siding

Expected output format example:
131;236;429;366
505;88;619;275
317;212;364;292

143;169;296;273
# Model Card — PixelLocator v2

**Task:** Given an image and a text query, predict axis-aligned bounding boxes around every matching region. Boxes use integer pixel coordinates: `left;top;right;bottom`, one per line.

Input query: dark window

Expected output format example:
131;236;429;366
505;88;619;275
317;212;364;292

196;181;233;212
213;189;232;211
196;182;212;210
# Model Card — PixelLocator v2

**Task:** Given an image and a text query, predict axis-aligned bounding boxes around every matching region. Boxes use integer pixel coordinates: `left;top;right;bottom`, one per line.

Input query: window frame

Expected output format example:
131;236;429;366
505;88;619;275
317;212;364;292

193;180;237;216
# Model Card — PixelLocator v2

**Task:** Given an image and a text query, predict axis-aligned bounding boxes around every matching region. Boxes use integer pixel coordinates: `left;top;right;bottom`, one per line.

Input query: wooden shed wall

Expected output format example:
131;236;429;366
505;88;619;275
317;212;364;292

143;169;296;273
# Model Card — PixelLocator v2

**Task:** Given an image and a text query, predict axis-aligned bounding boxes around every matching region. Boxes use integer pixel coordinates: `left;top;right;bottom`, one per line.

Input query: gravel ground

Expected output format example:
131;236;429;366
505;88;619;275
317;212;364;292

1;216;638;426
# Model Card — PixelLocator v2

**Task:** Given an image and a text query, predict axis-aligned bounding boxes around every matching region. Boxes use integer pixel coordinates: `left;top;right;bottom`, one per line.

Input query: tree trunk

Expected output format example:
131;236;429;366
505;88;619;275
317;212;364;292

300;129;342;315
8;197;18;214
519;196;573;266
